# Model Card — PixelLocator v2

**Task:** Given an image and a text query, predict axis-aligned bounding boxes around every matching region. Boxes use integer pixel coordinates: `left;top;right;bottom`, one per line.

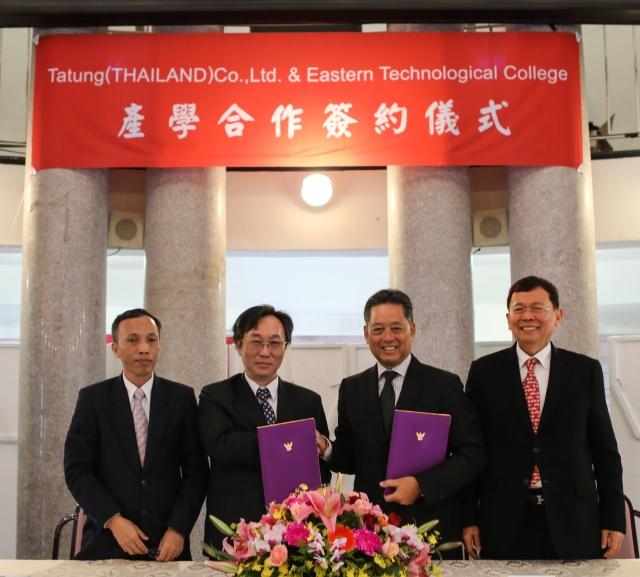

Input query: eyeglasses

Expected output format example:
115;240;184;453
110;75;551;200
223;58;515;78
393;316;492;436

241;339;287;352
510;306;552;315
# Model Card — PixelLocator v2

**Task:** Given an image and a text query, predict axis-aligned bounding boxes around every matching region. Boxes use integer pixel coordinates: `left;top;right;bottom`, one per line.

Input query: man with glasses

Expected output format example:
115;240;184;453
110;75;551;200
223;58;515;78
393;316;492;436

461;276;625;560
197;305;331;550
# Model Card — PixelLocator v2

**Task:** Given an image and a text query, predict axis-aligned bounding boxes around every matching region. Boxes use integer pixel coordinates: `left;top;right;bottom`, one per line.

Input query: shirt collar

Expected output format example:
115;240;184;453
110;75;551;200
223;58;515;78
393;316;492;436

516;342;552;370
377;354;412;378
122;372;154;400
245;373;279;401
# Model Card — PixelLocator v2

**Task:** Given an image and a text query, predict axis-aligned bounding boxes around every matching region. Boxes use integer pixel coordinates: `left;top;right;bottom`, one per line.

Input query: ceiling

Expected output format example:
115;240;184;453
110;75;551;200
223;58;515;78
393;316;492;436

1;1;640;28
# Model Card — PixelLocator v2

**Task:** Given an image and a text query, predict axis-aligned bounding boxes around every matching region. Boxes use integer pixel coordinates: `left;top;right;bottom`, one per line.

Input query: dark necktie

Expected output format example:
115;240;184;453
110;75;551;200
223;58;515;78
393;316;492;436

256;387;277;425
380;370;398;435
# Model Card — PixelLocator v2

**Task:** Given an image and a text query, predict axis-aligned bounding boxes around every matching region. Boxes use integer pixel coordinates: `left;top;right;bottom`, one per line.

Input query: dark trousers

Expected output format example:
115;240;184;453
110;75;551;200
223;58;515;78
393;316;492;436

483;494;558;560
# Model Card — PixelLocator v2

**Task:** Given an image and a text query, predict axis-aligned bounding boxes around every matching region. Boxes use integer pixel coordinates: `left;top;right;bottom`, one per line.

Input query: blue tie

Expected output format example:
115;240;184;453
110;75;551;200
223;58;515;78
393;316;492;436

256;387;277;425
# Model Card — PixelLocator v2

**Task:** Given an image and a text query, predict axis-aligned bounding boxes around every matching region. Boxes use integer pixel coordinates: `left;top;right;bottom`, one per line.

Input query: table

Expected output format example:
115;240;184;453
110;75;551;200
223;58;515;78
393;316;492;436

0;559;639;577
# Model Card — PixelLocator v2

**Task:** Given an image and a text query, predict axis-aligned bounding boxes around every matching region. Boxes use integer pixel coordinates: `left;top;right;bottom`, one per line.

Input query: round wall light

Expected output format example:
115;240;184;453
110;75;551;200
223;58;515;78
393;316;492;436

301;174;333;207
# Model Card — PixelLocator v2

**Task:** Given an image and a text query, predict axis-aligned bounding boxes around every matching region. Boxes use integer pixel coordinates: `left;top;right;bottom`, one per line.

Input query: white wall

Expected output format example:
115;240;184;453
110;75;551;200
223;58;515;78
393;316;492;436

0;343;19;560
608;337;640;510
592;158;640;243
0;164;24;247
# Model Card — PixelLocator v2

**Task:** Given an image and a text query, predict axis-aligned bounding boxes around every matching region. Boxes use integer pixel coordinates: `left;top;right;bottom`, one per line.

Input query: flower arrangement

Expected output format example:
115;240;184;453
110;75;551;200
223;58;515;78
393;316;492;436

203;482;461;577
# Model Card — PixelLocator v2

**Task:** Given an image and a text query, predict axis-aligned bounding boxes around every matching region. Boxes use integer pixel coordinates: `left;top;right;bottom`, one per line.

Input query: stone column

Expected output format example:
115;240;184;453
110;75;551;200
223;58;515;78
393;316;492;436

506;25;598;359
387;24;474;381
17;27;108;559
144;167;227;389
146;24;226;560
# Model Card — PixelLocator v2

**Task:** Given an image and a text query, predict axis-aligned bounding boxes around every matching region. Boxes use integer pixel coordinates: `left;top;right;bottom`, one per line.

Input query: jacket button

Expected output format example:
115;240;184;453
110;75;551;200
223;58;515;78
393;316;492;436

141;509;146;516
533;447;540;454
524;479;530;486
141;480;147;487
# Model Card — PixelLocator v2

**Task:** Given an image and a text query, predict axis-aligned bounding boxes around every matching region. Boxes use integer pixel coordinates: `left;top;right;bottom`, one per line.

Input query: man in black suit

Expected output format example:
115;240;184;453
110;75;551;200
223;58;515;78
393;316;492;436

325;289;486;556
461;276;625;560
198;305;331;550
64;309;208;561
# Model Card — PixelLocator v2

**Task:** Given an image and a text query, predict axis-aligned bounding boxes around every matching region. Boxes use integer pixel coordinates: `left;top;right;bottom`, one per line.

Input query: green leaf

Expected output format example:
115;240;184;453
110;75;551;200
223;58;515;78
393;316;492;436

438;541;463;551
417;519;439;534
209;514;236;536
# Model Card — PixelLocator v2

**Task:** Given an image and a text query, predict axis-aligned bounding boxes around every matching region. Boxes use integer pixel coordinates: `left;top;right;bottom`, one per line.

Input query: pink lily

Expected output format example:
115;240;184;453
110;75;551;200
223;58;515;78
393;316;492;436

289;501;315;523
407;547;432;577
236;519;259;542
222;537;255;561
306;487;344;533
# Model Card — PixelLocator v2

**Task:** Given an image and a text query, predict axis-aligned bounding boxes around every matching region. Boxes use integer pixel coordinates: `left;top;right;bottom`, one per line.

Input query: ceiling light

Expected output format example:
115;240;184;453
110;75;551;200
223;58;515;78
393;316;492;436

301;174;332;207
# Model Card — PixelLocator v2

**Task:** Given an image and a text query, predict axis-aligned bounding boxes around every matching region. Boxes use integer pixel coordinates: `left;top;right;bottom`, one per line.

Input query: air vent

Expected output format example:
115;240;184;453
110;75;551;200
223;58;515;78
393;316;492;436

472;209;508;247
108;212;144;249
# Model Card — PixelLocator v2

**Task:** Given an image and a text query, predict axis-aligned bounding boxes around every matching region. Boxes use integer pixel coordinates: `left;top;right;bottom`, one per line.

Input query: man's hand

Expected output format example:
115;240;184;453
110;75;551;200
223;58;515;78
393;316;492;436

380;476;422;506
462;526;482;560
105;514;149;556
157;527;185;562
316;430;329;456
601;529;624;558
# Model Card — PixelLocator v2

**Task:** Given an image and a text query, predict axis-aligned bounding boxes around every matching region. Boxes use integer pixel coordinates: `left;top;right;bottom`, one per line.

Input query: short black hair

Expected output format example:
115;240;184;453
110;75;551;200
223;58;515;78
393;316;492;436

364;289;414;324
111;308;162;343
232;305;293;345
507;276;560;310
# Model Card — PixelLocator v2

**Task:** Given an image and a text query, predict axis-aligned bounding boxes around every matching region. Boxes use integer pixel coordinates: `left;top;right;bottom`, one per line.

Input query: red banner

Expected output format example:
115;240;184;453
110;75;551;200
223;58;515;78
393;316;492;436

32;32;583;170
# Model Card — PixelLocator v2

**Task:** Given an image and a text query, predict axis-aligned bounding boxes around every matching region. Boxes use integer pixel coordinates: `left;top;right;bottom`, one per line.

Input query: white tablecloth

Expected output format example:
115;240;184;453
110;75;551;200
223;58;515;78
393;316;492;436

0;559;639;577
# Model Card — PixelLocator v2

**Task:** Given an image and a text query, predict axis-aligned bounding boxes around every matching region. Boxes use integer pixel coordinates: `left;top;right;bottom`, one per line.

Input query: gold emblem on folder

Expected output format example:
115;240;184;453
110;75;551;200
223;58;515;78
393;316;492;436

284;442;293;451
416;432;425;441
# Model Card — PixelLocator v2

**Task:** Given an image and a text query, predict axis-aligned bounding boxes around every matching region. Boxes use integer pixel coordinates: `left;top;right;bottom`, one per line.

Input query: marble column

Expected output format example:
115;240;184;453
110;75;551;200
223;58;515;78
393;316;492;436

17;27;108;559
144;167;227;389
146;25;226;560
506;25;599;359
387;23;474;381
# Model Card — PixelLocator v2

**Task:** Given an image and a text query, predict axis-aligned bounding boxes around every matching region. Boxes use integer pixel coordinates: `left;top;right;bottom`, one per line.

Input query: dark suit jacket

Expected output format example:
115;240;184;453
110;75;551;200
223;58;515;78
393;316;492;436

460;343;625;559
329;355;487;549
64;374;209;560
198;374;332;549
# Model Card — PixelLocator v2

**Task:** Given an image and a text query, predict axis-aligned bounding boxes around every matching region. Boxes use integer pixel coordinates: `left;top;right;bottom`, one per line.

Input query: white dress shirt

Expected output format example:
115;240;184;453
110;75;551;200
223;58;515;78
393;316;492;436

245;373;279;418
516;342;552;488
376;354;412;403
122;372;154;420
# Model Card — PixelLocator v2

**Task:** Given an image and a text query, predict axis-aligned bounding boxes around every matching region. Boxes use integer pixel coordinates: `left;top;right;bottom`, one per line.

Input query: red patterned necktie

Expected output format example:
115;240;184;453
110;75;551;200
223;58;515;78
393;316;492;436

523;357;541;487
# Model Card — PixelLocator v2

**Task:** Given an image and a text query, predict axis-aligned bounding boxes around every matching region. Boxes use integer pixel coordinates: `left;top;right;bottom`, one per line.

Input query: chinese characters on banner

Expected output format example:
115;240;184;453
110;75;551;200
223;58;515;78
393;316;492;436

31;32;583;170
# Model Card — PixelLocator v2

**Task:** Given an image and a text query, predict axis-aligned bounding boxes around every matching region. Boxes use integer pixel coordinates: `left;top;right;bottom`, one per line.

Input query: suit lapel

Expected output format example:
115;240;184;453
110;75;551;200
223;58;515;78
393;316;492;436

538;344;567;430
361;365;386;443
107;375;142;473
501;344;535;434
236;374;269;428
395;355;426;413
143;375;171;473
276;379;296;424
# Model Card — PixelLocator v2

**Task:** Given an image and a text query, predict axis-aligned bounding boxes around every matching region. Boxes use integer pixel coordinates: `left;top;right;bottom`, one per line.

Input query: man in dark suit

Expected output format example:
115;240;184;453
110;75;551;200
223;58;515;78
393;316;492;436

461;276;625;560
198;305;332;550
64;309;208;561
325;289;487;556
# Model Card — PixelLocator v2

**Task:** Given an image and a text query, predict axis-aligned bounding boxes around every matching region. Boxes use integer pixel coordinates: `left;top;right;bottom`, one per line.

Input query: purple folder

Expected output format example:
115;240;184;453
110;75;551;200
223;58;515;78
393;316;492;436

257;418;322;505
385;410;451;495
